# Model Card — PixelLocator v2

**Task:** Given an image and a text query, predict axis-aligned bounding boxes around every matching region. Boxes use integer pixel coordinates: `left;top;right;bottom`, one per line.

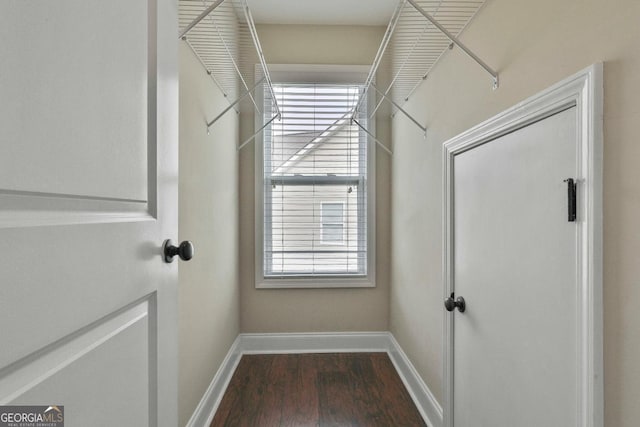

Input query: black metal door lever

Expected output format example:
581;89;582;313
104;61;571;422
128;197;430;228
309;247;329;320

444;293;466;313
163;239;194;263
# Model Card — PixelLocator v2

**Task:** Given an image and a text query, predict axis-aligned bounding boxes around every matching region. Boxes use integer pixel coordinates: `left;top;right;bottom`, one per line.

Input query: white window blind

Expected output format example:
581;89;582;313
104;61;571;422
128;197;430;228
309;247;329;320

263;82;368;278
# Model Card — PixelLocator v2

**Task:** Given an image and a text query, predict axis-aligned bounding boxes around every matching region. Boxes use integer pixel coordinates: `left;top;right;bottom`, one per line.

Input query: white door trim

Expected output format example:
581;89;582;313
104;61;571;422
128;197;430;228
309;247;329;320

442;64;603;427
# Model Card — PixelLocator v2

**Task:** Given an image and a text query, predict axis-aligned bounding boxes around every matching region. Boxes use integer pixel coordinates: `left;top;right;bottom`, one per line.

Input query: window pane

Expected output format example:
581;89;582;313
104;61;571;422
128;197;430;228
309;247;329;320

321;202;344;224
269;184;360;251
322;224;344;244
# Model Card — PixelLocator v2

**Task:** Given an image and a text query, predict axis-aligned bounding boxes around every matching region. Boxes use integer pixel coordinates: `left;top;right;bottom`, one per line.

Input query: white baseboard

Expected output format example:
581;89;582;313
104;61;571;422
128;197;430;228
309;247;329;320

240;331;390;354
387;333;443;427
187;332;443;427
185;336;242;427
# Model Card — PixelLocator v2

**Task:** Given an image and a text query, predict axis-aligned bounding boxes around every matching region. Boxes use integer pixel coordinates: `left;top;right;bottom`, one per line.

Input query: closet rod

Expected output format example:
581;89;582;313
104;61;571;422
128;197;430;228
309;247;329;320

178;0;226;39
207;76;266;129
237;115;279;151
352;119;393;156
371;84;426;134
405;0;499;89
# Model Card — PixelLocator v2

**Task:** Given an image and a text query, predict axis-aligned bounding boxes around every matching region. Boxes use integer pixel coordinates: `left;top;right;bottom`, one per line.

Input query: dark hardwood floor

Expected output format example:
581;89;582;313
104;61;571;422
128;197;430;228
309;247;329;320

210;352;427;427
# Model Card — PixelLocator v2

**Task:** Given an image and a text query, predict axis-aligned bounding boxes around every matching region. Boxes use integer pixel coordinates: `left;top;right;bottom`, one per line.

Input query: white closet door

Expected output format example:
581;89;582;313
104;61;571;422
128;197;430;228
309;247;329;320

452;107;578;427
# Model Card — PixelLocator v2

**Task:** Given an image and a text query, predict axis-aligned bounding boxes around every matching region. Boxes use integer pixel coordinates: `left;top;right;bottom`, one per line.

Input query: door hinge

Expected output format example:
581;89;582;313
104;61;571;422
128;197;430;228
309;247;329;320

564;178;577;222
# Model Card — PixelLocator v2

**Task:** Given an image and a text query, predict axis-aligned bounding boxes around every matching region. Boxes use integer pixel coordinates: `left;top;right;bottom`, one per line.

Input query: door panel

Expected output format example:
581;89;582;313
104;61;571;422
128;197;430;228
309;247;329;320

0;1;178;426
453;108;578;426
0;0;149;200
10;301;150;426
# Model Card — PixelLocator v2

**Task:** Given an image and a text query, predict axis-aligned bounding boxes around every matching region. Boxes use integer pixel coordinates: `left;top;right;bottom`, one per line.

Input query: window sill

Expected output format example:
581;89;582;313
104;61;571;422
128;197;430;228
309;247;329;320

256;277;375;289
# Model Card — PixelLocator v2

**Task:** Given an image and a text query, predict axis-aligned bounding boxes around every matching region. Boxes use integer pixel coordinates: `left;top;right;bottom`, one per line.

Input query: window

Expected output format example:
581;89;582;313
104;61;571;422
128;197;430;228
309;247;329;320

321;202;345;244
256;65;375;288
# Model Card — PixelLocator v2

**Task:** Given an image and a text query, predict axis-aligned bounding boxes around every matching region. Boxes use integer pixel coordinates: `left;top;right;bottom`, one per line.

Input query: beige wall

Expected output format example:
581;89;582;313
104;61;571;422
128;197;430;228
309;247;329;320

240;25;392;332
390;0;640;424
178;44;240;426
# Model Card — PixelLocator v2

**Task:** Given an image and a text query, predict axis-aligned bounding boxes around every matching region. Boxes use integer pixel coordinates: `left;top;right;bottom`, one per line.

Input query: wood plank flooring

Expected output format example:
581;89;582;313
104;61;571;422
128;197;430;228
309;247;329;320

211;352;427;427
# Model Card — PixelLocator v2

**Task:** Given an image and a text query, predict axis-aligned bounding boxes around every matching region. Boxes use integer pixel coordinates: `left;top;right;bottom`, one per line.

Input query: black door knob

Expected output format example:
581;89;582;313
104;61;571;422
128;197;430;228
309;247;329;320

444;293;466;313
163;239;194;263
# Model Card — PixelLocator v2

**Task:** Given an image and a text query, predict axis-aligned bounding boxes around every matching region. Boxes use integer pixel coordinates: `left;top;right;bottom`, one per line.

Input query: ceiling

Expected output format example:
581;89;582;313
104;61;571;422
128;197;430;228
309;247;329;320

245;0;397;26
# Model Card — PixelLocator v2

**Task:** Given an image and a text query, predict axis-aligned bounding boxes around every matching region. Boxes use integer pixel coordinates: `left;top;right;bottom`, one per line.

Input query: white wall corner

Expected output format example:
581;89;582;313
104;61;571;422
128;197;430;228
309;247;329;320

186;332;442;427
185;336;243;427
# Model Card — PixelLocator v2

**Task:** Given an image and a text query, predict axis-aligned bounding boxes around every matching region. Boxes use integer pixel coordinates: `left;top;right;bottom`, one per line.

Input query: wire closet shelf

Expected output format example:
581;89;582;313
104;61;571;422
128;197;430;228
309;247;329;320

177;0;496;148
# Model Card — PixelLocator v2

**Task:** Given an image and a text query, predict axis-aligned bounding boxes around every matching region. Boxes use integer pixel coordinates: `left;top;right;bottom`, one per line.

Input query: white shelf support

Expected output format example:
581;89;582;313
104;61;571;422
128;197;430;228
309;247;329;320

178;0;226;39
182;38;235;108
370;0;443;118
371;84;426;135
352;0;406;117
369;23;425;118
242;0;281;119
406;0;499;89
181;0;262;114
237;115;279;151
352;118;393;156
207;77;266;130
205;6;262;114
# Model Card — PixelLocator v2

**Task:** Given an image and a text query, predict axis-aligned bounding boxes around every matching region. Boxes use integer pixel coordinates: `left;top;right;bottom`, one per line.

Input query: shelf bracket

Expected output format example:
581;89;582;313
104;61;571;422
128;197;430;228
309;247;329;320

237;115;279;151
405;0;499;89
371;84;427;136
207;77;266;131
352;118;393;156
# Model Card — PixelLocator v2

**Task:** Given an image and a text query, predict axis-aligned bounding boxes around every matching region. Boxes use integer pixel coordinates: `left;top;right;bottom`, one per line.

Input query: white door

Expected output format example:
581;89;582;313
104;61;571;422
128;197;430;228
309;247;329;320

452;107;579;426
0;1;178;426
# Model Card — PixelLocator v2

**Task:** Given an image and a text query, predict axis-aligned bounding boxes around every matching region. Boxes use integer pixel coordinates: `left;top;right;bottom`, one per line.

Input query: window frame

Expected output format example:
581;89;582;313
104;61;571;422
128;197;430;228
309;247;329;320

255;64;376;289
